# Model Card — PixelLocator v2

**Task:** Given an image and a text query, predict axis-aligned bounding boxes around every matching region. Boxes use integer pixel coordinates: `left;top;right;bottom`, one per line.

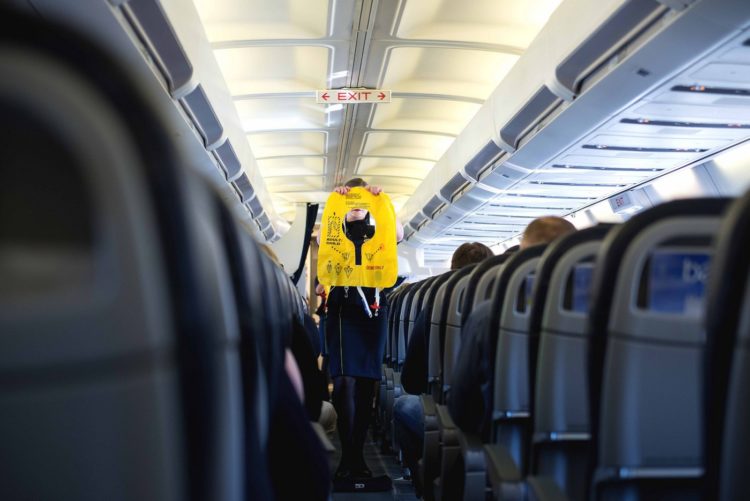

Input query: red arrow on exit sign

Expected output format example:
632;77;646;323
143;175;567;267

316;89;392;104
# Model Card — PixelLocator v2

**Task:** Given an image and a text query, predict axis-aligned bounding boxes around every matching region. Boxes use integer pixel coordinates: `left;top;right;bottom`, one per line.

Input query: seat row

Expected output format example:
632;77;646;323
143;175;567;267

381;193;750;500
0;9;318;501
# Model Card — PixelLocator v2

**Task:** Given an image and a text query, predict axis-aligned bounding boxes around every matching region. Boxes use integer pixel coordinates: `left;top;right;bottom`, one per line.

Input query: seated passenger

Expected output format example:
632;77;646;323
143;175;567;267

448;216;576;440
393;242;493;490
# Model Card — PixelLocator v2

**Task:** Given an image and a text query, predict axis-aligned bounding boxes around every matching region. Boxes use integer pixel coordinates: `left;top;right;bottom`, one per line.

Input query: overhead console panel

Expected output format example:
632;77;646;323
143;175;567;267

403;0;750;262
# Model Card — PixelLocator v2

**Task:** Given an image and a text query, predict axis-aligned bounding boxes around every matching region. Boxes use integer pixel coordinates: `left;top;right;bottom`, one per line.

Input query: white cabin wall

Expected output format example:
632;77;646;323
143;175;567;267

701;141;750;197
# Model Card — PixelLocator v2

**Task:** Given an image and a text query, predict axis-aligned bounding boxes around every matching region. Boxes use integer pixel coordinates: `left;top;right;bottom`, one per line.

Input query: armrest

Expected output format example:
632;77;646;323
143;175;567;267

421;394;437;424
458;431;486;473
485;443;525;501
458;430;489;501
420;394;440;498
436;404;459;447
526;476;569;501
310;422;336;454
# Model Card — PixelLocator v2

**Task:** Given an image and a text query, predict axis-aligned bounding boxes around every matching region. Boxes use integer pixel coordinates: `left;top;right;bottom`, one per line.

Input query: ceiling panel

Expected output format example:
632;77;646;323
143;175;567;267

380;47;519;100
369;98;481;135
193;0;329;42
235;98;328;131
248;131;327;158
214;46;329;95
265;175;325;192
355;157;434;178
397;0;563;47
360;131;453;160
258;156;326;177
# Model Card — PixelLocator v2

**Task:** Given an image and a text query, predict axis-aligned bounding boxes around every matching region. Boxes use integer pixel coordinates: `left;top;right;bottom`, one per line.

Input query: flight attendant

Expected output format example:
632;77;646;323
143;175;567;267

318;177;403;480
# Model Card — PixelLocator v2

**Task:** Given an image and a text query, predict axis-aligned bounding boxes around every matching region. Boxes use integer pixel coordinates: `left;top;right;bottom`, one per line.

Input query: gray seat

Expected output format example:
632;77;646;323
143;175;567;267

421;265;476;500
588;198;729;500
704;190;750;501
0;10;247;501
525;225;613;501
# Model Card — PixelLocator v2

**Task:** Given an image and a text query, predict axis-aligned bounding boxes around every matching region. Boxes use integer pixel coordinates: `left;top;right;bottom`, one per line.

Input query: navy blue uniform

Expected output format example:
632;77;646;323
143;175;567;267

326;285;387;380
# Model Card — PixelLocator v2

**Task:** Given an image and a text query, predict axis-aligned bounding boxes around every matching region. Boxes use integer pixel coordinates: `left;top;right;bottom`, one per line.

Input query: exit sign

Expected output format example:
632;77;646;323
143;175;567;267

316;89;391;104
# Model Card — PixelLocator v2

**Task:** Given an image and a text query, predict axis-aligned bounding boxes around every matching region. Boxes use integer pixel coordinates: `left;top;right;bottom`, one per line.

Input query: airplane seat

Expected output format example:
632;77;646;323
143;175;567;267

491;246;546;471
0;9;245;501
525;224;614;501
460;254;511;329
419;265;475;500
433;265;478;500
384;280;425;450
704;190;750;501
587;198;730;500
217;201;277;499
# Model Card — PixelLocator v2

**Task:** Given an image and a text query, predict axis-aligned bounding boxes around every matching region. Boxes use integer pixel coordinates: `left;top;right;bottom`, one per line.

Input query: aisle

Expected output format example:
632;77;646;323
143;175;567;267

331;433;417;500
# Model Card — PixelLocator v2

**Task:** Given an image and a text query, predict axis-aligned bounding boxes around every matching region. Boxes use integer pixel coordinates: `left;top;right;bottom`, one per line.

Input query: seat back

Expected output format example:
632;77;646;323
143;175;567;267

442;267;478;399
461;254;510;327
491;246;546;469
386;285;409;366
428;266;475;403
398;280;423;366
529;225;613;500
704;191;750;501
588;198;729;500
0;12;246;500
403;277;437;366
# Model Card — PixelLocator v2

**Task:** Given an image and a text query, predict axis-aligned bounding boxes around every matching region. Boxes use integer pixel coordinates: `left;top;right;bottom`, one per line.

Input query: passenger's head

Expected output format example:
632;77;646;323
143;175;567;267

450;242;494;270
344;178;369;222
520;216;576;250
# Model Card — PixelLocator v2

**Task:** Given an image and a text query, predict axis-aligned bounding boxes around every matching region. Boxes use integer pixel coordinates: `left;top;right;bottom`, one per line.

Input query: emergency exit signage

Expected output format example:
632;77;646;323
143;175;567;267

316;89;391;104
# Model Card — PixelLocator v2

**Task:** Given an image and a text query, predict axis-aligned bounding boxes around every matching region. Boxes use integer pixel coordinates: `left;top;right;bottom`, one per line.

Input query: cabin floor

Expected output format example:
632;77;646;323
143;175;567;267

331;432;417;500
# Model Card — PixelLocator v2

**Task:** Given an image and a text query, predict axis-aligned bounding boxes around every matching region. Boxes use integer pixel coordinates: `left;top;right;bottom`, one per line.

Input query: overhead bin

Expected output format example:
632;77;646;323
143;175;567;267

181;85;224;149
232;173;255;203
214;140;242;181
114;0;283;239
404;0;750;248
119;0;194;96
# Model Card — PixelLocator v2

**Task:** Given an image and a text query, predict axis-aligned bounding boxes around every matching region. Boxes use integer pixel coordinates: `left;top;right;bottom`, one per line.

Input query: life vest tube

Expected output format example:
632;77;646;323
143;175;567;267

317;187;398;288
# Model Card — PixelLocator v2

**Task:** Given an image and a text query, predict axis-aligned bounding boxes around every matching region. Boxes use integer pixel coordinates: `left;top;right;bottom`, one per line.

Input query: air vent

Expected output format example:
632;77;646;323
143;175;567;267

463;140;504;180
671;85;750;97
122;0;193;95
232;174;254;203
182;85;223;148
500;86;560;148
440;172;470;202
245;196;263;217
621;118;750;129
581;144;708;153
528;180;625;187
214;140;242;180
555;0;665;94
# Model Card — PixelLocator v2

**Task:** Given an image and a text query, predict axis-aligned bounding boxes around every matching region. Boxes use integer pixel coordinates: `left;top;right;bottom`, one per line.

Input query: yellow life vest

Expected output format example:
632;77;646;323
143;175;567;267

317;187;398;288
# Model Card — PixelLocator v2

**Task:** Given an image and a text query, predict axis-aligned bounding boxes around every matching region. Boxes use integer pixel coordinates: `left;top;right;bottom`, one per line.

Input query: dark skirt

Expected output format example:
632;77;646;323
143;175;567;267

326;307;387;380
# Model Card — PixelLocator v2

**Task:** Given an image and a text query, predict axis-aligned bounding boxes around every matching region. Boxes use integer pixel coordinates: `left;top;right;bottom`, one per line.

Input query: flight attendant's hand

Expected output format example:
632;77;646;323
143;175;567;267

333;185;350;195
366;185;383;195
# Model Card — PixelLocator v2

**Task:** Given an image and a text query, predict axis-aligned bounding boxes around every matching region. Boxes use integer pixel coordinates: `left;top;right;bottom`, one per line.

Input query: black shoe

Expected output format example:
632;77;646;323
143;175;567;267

334;467;352;480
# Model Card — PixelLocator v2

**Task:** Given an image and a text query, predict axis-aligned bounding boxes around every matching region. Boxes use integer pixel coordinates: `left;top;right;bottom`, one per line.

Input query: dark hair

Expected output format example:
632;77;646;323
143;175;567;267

521;216;576;248
344;178;368;188
450;242;493;270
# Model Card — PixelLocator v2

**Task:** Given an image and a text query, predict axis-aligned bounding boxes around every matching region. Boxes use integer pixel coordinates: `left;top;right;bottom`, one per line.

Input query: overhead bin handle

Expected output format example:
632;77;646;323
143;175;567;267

555;0;668;95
